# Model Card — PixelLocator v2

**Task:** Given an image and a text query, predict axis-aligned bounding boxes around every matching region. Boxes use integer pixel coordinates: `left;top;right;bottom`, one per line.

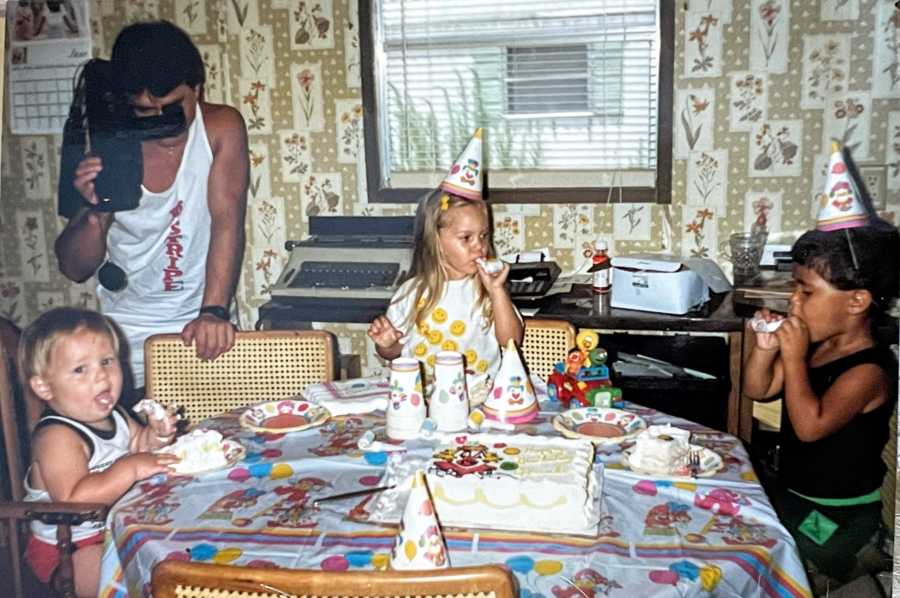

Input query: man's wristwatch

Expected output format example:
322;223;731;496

198;305;230;321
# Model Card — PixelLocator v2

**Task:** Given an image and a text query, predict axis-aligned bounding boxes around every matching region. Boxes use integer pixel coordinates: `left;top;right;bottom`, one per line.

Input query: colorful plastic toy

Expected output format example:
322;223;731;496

547;346;622;409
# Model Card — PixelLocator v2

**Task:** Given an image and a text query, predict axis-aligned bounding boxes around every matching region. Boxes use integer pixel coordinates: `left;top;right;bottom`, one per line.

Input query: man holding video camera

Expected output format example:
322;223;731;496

55;20;249;403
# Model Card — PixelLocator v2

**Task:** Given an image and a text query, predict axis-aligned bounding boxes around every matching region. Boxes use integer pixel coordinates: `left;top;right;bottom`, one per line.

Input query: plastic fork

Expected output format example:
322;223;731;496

689;450;701;478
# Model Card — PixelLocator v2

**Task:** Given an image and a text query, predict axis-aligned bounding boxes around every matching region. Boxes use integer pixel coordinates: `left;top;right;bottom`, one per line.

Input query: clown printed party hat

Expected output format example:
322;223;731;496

391;470;450;570
440;129;483;201
816;142;867;232
482;338;538;425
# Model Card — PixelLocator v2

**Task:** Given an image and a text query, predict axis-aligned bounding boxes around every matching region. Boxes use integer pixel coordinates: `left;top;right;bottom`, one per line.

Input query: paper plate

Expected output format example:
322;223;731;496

170;439;246;475
624;445;723;479
552;407;647;444
240;399;330;433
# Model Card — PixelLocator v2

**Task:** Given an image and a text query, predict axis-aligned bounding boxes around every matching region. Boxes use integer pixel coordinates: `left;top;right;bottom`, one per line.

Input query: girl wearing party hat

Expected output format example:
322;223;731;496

743;143;899;587
368;130;523;405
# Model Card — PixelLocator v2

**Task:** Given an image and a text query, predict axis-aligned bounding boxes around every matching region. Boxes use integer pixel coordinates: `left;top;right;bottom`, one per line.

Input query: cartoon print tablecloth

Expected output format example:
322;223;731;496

97;386;812;598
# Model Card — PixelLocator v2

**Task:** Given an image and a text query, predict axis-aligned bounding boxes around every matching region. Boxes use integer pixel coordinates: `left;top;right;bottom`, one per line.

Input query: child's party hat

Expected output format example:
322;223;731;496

482;338;539;425
815;142;868;232
391;470;450;570
440;129;483;201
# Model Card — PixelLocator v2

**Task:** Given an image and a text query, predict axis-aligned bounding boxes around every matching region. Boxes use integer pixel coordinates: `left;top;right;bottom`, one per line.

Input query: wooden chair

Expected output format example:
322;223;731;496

152;560;518;598
0;333;107;598
144;330;338;425
521;318;576;380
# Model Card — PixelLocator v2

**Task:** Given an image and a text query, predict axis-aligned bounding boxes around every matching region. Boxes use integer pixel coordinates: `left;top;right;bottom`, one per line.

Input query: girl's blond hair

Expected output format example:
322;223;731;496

18;307;121;382
396;191;495;331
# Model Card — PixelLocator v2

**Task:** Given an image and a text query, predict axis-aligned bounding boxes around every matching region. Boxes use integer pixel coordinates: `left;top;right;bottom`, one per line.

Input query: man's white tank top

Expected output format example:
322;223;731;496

99;104;213;387
24;409;132;544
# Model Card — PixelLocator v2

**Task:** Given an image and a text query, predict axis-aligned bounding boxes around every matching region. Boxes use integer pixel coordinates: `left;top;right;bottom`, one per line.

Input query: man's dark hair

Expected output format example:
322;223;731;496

111;20;204;97
792;225;900;311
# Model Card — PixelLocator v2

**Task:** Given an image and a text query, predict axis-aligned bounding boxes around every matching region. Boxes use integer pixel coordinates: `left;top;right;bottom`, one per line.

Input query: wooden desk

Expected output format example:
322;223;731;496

534;285;752;441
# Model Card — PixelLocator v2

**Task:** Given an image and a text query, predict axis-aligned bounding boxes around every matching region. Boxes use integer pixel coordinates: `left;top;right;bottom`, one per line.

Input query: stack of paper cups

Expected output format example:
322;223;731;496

429;351;469;432
387;357;427;440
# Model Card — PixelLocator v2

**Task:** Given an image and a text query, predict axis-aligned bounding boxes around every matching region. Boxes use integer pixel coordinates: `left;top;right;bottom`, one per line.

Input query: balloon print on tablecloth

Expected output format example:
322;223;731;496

363;451;388;465
163;550;190;562
632;479;697;496
228;461;294;482
321;555;350;571
506;555;583;598
648;561;721;592
648;570;679;586
185;543;242;564
320;551;392;571
242;448;283;463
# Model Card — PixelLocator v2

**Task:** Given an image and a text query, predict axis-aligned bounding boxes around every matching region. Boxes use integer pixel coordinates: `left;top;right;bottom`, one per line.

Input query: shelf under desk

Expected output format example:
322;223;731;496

534;285;751;440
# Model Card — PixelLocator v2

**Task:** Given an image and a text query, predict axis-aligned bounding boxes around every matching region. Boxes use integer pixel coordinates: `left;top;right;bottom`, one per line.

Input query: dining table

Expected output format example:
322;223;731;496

97;376;813;598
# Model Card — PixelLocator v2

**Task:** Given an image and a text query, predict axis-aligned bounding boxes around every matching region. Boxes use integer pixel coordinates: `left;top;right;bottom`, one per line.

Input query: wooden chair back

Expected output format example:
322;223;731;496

0;337;26;502
144;330;338;424
152;561;518;598
521;318;576;380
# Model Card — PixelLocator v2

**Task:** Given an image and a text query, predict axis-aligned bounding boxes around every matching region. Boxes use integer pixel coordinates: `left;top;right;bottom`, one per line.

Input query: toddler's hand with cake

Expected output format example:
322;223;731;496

134;398;181;448
158;429;238;475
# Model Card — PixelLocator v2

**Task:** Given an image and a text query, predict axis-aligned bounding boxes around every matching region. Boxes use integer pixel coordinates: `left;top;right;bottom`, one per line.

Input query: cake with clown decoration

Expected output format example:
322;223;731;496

423;432;601;535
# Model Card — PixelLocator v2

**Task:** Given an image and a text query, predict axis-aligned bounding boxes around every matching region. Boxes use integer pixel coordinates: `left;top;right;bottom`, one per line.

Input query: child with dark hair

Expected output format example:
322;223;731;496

744;148;900;585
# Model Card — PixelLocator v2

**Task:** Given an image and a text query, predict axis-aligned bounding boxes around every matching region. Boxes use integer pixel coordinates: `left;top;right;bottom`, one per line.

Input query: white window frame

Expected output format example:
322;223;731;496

359;0;674;204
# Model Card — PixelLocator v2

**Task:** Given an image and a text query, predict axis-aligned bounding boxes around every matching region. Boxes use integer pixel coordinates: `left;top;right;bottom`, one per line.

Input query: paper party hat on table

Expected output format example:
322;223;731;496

816;142;868;232
440;129;483;201
481;338;539;425
391;470;450;570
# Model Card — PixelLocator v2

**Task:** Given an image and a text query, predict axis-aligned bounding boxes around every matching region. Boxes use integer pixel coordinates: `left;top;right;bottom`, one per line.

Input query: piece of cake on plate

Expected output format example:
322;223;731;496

628;424;691;474
160;429;230;474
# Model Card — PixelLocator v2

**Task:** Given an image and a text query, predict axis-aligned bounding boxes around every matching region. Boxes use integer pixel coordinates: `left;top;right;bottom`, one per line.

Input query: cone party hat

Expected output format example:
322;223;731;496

390;470;450;570
816;142;867;232
482;338;539;425
440;129;483;201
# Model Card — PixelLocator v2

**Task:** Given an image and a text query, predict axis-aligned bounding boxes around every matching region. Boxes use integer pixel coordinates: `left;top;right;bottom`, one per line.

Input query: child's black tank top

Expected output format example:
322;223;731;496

779;346;897;499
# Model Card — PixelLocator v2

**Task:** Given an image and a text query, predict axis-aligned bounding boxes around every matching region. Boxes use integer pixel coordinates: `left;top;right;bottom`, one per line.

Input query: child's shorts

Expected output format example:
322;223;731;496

26;533;104;583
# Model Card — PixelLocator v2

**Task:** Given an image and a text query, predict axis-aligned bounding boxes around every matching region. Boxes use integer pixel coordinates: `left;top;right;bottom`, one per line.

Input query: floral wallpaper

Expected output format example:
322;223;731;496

1;0;898;377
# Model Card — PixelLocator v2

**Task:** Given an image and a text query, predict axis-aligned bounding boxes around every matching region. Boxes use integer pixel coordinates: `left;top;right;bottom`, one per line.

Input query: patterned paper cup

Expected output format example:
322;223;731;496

387;357;426;440
430;351;469;432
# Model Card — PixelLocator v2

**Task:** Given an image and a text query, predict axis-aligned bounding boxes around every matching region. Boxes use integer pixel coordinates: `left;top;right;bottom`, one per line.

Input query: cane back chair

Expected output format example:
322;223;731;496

521;318;576;380
144;330;338;425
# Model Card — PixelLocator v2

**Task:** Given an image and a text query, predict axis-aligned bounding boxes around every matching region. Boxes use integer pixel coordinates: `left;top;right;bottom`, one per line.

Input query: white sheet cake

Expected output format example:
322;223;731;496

423;433;601;535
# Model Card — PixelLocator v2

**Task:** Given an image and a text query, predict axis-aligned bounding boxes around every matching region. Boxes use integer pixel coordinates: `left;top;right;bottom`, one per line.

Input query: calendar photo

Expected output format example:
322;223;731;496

6;0;91;134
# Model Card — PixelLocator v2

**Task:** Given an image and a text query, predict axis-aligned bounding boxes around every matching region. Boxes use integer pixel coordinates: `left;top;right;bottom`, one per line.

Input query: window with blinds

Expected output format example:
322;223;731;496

360;0;673;203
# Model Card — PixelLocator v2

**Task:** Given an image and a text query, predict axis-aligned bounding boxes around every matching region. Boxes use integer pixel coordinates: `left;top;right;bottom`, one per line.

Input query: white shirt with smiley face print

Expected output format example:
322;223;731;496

386;276;518;404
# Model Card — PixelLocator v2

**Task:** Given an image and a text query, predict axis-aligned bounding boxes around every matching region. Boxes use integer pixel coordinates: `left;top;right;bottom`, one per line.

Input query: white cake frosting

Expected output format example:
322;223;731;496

161;429;229;474
423;432;600;535
629;424;691;473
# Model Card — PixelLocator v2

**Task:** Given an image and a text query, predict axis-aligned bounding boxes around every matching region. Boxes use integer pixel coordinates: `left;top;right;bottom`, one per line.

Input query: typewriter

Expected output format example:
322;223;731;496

261;216;414;324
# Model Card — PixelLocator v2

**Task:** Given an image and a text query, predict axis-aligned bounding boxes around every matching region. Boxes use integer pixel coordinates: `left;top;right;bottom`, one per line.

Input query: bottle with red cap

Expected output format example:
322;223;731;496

589;239;611;295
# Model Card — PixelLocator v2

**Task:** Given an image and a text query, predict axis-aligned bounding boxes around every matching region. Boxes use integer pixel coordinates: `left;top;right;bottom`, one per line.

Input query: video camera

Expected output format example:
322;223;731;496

58;59;187;215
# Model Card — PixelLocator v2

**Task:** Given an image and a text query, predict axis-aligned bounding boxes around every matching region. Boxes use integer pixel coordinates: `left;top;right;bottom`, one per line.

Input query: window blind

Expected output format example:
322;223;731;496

373;0;660;189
